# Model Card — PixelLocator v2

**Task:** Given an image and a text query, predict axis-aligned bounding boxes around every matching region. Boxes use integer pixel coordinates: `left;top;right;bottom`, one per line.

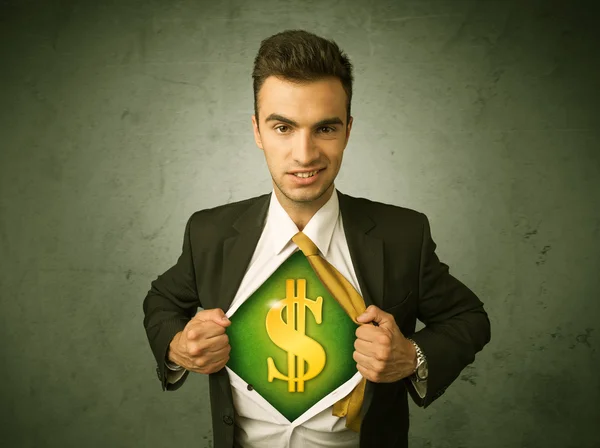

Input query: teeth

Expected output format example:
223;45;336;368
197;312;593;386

294;170;319;178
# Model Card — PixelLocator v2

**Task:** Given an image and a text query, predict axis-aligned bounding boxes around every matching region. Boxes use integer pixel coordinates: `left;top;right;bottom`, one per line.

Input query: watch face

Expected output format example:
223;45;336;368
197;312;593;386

417;363;428;380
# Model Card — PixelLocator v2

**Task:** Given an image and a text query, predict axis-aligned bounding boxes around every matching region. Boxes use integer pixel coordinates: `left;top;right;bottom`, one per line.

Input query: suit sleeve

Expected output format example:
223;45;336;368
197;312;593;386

142;213;200;391
405;213;491;408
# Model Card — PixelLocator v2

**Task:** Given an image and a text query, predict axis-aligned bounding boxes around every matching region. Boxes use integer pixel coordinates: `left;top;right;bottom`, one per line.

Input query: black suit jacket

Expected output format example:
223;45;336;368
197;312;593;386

143;189;491;448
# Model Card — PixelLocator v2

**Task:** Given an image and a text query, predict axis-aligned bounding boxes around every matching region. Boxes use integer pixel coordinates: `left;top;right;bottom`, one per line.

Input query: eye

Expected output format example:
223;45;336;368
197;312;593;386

274;125;290;134
318;126;335;134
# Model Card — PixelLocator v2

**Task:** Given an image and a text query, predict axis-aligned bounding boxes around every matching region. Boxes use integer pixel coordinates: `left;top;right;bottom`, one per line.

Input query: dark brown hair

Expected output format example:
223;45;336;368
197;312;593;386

252;29;354;130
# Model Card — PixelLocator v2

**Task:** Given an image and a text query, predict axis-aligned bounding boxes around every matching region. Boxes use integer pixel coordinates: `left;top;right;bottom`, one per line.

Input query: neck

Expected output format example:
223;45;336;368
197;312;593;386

274;184;335;231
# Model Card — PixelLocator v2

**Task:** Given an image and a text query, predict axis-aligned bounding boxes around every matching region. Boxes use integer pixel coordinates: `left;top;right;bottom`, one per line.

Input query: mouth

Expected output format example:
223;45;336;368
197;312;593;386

290;169;323;179
287;168;324;185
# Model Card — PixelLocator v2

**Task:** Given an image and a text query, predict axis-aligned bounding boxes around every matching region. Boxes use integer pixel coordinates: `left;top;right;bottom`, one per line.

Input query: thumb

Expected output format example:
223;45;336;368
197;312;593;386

356;305;392;327
194;308;231;327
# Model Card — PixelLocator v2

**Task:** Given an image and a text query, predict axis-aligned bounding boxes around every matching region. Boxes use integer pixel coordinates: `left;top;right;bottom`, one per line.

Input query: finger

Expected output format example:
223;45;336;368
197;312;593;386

187;320;227;340
203;356;230;374
356;363;378;383
353;350;384;372
355;305;379;323
187;342;230;365
188;333;230;356
193;308;231;327
191;345;231;372
356;305;393;328
354;338;376;357
198;343;231;363
355;324;385;343
202;334;230;353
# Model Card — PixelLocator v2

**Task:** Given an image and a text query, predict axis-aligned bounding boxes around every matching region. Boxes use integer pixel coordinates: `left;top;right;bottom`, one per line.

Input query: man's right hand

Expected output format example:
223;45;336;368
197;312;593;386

167;308;231;374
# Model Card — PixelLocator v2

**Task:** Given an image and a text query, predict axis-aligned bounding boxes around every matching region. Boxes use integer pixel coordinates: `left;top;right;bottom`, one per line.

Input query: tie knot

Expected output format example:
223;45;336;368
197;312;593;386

292;231;319;257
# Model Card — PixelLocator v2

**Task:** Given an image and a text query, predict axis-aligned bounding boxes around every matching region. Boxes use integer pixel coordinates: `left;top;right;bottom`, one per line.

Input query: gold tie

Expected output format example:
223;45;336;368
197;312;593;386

292;231;367;433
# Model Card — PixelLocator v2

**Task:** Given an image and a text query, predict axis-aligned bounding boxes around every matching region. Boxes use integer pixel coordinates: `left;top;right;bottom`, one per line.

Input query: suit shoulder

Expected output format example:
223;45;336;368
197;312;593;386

188;193;270;227
341;192;426;224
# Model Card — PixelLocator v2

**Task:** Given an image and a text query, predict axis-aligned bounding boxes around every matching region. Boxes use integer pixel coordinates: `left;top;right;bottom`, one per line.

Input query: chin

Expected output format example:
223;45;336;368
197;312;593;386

289;192;323;203
280;184;332;204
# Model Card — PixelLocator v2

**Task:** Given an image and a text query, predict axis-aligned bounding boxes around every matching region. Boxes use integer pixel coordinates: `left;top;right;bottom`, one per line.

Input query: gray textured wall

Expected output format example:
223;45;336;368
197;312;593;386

1;1;599;447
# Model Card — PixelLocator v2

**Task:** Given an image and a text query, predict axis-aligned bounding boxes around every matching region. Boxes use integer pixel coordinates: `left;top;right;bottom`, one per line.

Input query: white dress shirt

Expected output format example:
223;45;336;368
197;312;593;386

167;188;427;447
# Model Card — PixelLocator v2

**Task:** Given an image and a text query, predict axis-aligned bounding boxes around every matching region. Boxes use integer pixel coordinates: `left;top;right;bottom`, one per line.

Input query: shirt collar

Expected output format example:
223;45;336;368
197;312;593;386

266;188;340;257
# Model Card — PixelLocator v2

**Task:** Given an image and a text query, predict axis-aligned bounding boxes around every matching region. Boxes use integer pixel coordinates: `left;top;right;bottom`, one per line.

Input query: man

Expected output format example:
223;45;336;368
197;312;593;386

143;29;491;448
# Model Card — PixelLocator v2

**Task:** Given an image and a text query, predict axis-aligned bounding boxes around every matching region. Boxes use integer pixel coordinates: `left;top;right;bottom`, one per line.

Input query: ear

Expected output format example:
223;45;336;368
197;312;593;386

344;116;353;147
251;114;264;150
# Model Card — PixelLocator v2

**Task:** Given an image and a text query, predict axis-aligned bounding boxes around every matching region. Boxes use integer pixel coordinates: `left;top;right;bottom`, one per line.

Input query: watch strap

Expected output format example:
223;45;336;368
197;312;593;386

407;338;427;381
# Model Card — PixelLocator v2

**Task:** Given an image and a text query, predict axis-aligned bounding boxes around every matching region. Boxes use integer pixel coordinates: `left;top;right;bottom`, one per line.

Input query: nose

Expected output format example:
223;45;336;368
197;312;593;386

291;130;320;166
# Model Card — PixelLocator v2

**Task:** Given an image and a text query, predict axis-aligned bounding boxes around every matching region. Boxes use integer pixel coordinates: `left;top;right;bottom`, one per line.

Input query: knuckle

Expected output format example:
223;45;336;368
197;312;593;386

187;323;203;337
193;358;206;369
189;345;204;357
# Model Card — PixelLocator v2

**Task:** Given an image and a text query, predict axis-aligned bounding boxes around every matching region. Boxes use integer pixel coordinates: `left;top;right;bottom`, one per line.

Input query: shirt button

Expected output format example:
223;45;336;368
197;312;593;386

223;415;233;426
247;384;254;391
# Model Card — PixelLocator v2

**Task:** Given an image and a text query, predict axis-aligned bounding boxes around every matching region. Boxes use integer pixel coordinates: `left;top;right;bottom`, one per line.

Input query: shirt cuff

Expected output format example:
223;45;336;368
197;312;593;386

166;366;187;384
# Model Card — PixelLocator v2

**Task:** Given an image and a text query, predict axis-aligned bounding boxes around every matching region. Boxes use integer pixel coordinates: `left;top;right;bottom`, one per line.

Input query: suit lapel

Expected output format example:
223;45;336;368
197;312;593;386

337;189;385;424
217;193;271;314
337;190;384;309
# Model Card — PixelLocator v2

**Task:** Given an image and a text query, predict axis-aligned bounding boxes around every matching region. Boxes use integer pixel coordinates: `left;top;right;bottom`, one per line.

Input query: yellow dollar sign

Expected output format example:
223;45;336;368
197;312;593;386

266;278;326;392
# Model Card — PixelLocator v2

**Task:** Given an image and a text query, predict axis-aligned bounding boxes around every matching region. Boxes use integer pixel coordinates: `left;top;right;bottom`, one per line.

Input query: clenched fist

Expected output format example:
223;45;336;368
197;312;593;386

167;308;231;374
354;305;417;383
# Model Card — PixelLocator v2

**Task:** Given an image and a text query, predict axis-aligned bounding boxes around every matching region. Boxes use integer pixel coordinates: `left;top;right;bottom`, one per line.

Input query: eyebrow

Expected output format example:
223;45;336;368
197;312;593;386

264;113;344;128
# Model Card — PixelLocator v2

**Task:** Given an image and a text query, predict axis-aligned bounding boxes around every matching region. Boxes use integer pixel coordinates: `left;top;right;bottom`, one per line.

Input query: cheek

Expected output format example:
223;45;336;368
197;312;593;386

263;149;286;170
327;154;344;171
325;145;344;162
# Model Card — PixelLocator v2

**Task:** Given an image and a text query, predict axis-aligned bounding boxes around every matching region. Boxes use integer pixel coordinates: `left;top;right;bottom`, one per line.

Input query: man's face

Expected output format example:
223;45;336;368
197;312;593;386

252;76;353;207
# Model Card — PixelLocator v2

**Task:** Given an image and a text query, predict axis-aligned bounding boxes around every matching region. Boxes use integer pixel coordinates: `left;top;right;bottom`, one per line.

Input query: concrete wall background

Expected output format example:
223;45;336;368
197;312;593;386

1;0;598;447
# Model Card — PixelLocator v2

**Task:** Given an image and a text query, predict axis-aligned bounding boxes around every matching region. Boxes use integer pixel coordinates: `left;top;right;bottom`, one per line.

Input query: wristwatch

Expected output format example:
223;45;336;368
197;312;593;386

165;354;184;371
165;359;184;371
407;338;428;382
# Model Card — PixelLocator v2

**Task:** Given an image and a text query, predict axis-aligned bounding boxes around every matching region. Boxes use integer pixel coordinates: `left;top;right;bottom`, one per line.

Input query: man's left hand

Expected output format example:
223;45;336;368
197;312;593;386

354;305;417;383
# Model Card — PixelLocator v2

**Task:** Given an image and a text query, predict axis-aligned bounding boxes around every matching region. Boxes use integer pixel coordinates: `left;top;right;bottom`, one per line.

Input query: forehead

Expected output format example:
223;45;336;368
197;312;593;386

258;76;346;123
